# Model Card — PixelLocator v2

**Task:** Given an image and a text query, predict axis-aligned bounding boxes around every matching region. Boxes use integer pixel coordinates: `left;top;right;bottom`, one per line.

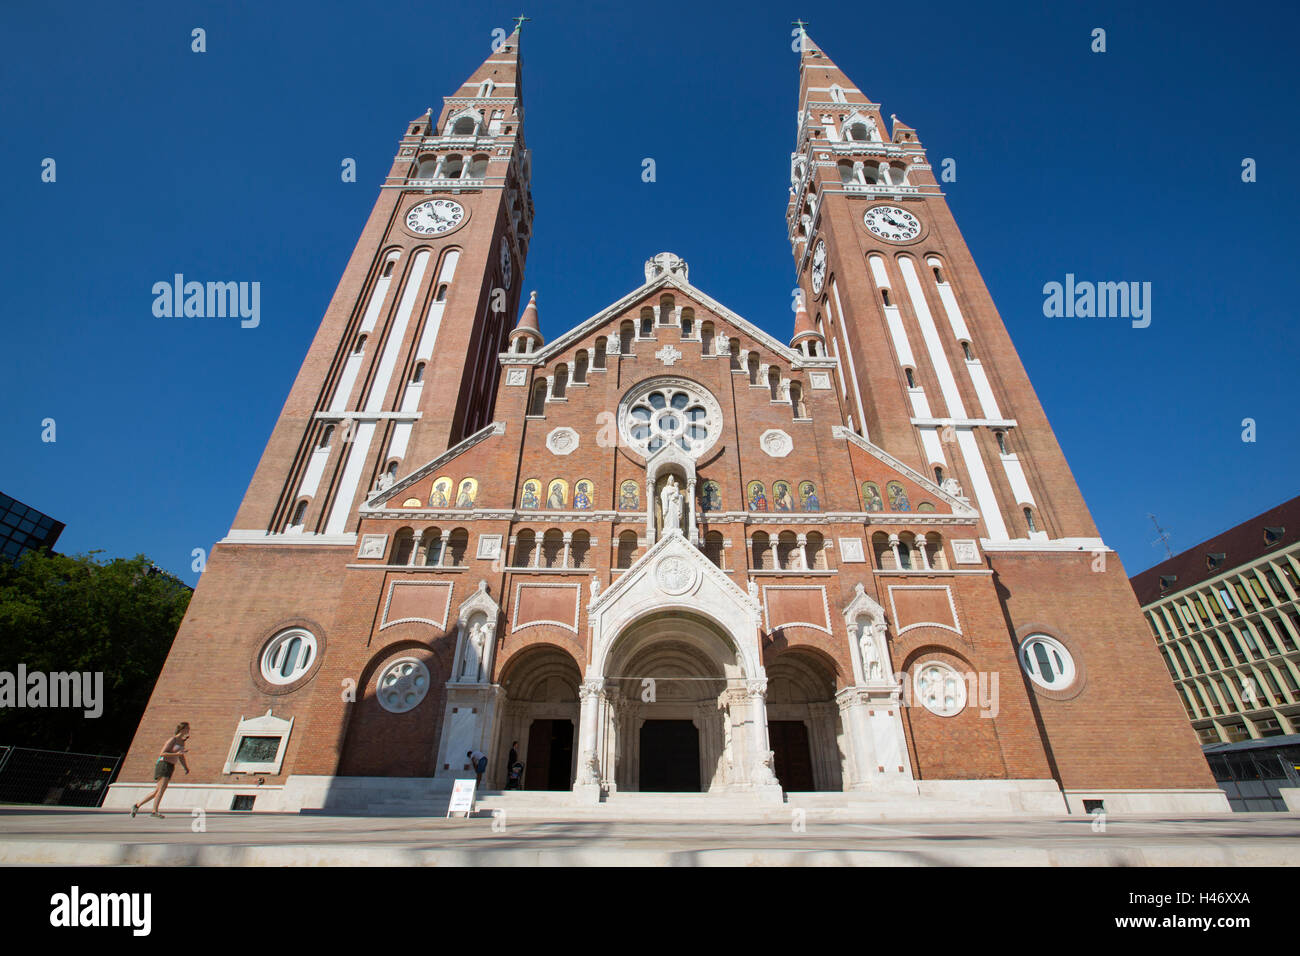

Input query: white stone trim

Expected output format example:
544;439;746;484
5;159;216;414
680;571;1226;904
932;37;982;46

761;584;831;634
511;581;582;634
979;537;1111;553
220;530;358;546
887;584;961;636
380;579;452;631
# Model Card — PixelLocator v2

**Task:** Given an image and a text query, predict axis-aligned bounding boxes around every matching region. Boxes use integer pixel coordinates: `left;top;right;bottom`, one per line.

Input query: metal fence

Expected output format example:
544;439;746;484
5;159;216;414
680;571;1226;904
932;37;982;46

0;745;122;807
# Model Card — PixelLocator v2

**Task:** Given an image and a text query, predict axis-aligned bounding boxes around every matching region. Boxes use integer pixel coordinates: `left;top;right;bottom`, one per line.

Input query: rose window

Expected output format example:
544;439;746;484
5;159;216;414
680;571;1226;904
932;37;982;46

914;661;966;717
619;379;721;458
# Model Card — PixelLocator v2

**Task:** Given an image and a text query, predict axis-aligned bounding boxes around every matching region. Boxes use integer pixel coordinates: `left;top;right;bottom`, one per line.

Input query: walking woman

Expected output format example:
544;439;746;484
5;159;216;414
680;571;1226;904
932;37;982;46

131;722;190;818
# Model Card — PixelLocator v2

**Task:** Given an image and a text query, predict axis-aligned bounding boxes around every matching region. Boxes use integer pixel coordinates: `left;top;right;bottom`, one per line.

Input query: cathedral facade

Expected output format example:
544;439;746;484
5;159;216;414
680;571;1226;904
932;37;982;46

109;30;1227;814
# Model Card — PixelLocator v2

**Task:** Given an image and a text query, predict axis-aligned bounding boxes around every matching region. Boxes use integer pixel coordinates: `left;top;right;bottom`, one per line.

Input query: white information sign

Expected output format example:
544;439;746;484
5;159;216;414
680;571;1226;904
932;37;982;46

447;778;477;818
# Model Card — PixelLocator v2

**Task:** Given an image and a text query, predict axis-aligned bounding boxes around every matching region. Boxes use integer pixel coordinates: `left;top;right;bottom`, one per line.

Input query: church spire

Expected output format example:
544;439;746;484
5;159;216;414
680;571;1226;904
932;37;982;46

796;32;876;117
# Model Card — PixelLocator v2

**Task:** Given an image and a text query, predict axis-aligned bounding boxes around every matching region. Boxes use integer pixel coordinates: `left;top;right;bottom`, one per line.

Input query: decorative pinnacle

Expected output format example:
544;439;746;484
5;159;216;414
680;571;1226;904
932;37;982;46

512;14;531;33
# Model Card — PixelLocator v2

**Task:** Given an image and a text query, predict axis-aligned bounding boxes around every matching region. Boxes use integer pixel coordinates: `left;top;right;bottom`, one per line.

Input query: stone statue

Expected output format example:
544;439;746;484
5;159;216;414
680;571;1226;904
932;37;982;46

375;472;394;492
660;476;683;533
859;621;884;682
747;580;759;602
462;617;489;682
941;477;964;498
590;576;601;602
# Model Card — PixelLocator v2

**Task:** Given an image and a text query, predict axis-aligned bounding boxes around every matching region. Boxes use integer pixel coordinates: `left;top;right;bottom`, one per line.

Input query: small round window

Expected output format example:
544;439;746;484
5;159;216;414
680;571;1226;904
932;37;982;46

1020;635;1076;690
377;657;430;714
914;661;966;717
261;628;317;686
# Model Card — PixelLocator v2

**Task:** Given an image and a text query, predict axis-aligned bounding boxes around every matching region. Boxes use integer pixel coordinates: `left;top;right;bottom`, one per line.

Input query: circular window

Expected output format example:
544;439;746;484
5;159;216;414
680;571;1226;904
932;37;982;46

1019;634;1076;690
260;628;317;686
377;657;430;714
914;661;966;717
618;378;721;459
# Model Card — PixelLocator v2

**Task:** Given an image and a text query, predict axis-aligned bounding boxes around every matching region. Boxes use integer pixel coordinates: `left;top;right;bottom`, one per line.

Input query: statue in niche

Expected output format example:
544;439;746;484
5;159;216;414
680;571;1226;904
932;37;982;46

659;476;684;533
461;616;490;682
858;619;884;682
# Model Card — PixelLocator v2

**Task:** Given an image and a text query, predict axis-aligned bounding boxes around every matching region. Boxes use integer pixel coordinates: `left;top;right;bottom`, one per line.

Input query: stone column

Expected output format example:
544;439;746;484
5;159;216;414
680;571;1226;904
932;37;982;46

573;678;605;801
889;533;902;570
561;531;572;569
743;679;781;798
687;477;697;541
835;685;915;792
408;531;424;567
836;686;876;790
796;533;809;570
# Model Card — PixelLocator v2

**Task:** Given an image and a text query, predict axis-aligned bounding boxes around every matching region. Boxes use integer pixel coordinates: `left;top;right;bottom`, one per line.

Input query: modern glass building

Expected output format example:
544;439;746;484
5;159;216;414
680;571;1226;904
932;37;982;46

0;492;64;563
1131;496;1300;811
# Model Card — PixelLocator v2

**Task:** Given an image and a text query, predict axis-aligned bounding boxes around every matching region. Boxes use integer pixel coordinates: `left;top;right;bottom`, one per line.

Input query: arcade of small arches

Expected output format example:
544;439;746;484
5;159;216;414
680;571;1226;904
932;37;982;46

521;314;817;422
358;524;954;578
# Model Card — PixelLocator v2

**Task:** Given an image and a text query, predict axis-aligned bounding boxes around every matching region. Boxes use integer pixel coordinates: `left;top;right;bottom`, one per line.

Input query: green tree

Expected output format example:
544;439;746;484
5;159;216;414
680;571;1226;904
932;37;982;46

0;550;191;754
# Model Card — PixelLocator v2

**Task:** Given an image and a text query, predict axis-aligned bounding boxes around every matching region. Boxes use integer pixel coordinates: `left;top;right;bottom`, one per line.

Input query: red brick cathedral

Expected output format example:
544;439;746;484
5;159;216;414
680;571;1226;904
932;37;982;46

112;30;1225;814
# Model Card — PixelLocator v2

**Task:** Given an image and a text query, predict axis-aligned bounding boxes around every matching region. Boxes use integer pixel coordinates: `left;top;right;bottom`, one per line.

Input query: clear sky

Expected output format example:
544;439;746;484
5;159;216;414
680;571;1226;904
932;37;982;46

2;0;1296;586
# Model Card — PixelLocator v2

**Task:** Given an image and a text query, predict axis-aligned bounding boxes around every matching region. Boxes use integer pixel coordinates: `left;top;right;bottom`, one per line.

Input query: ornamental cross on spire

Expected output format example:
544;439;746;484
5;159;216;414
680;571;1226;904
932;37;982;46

513;14;531;33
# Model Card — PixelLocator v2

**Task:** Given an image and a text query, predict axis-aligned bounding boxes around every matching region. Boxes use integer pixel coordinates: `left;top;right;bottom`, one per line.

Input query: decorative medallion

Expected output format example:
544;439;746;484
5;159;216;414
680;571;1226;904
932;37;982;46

809;371;832;390
760;429;793;458
951;540;981;565
505;368;527;386
358;534;388;559
546;427;580;456
476;534;503;560
655;554;699;595
377;658;431;714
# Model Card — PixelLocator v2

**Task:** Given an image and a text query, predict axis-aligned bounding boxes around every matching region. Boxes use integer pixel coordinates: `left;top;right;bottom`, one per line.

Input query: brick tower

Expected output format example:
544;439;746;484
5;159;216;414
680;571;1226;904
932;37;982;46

787;32;1216;804
233;31;532;542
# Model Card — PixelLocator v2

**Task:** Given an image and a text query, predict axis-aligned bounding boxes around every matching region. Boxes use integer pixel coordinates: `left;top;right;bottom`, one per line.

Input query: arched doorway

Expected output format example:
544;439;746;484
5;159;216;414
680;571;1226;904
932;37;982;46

602;611;743;792
765;652;844;791
496;646;581;791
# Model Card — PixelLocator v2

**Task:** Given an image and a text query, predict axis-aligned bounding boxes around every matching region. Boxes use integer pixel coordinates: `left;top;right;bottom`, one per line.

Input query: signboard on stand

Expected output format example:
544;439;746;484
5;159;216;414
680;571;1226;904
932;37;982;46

447;778;477;818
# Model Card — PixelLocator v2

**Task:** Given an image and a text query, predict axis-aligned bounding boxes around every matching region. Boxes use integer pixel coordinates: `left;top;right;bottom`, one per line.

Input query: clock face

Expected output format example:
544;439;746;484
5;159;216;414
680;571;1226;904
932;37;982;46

810;240;826;296
500;238;512;290
405;199;465;235
863;205;921;243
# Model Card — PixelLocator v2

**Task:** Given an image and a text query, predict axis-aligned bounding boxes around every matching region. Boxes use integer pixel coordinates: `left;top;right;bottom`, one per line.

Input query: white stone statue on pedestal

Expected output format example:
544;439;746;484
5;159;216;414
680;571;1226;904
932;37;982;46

859;622;885;682
660;476;683;534
461;617;489;682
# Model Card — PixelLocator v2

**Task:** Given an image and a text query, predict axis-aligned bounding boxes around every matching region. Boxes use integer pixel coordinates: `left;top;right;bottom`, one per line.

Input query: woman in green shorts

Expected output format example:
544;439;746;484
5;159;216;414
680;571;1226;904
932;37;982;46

132;722;190;818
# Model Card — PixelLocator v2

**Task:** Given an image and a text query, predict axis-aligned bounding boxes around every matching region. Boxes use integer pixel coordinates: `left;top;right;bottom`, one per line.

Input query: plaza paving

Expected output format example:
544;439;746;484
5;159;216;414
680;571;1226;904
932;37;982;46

0;805;1297;865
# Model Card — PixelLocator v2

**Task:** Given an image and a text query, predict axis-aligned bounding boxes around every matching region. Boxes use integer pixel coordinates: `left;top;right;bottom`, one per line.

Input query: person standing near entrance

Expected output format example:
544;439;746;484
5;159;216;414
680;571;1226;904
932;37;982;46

507;740;519;787
467;749;488;787
132;722;190;818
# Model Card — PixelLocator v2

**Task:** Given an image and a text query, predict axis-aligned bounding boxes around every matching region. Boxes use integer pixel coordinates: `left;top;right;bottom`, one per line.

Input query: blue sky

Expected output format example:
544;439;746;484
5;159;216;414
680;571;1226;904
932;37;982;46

2;0;1296;586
